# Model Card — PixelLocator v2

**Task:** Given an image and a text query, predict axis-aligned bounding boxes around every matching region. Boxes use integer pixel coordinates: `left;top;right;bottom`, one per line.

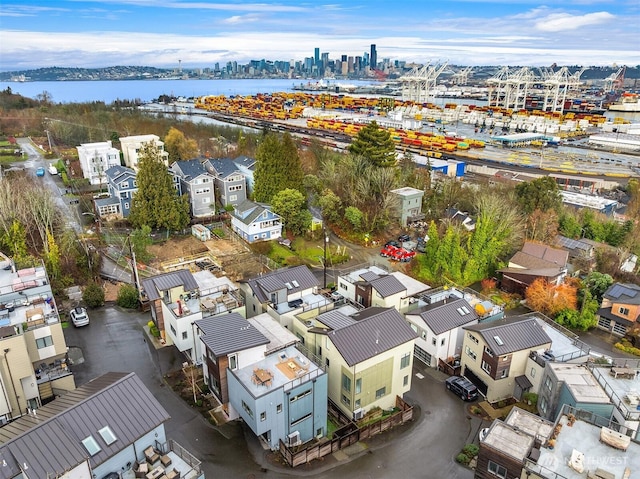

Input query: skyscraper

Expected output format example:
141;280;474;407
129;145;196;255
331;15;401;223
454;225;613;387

314;48;320;66
370;44;377;70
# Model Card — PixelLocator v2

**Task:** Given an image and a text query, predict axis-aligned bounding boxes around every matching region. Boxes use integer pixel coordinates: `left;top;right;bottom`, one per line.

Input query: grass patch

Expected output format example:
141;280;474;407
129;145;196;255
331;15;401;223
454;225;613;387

327;418;339;439
0;155;22;165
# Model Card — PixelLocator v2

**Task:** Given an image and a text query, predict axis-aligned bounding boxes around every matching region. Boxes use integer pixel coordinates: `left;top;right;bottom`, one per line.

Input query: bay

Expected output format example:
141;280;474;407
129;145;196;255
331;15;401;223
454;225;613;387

0;78;374;104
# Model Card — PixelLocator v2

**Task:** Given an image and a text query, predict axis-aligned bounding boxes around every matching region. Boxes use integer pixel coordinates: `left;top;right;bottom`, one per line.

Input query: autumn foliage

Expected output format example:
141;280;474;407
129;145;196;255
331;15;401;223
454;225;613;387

525;278;578;317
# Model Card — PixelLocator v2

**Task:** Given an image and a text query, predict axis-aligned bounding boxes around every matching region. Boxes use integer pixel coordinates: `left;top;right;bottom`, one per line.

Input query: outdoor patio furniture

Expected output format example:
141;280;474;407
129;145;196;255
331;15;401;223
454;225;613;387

160;454;172;467
144;446;160;465
165;468;179;479
135;462;149;478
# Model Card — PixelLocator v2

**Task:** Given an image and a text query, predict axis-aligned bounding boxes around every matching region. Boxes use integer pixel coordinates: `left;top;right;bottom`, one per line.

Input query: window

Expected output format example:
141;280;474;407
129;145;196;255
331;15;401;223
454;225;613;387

241;400;254;418
465;346;477;361
341;394;351;407
620;307;630;316
468;333;479;344
289;390;311;402
544;376;552;393
421;330;427;340
82;436;101;456
36;335;53;349
98;426;117;445
441;338;446;346
195;187;211;194
481;360;492;374
277;404;283;413
487;460;507;479
124;202;130;209
484;346;494;357
182;331;188;340
229;354;238;370
229;195;238;202
530;367;536;378
260;412;266;422
325;358;330;367
400;353;411;369
539;396;548;414
354;399;361;409
170;324;177;336
432;338;436;346
291;413;312;427
342;374;352;392
229;185;243;191
340;283;348;291
375;387;386;399
355;378;362;394
403;375;409;386
500;369;508;379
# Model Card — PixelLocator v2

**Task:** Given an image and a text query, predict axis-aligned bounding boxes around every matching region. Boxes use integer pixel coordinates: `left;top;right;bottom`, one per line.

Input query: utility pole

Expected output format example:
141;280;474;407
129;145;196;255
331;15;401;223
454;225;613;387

323;229;330;289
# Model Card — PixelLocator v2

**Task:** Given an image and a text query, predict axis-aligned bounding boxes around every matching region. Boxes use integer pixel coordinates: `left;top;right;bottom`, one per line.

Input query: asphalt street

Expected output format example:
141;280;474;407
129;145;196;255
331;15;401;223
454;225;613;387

64;306;479;479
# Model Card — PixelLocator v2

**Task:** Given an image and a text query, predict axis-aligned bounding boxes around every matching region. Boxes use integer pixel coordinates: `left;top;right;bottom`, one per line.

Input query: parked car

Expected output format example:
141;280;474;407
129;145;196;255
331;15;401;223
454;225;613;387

48;164;58;175
380;244;416;262
384;240;400;248
398;234;411;243
70;306;90;327
36;167;45;177
445;376;479;401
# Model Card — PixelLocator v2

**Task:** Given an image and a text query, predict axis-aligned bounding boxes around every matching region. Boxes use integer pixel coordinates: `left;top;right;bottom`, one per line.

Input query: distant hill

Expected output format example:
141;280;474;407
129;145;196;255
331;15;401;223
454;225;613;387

0;66;175;82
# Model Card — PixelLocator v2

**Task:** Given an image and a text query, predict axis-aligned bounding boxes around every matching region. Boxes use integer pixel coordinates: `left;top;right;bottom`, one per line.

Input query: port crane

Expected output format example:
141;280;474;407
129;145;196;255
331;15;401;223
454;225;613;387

451;66;473;85
487;66;536;110
603;66;625;93
399;61;448;103
541;66;587;113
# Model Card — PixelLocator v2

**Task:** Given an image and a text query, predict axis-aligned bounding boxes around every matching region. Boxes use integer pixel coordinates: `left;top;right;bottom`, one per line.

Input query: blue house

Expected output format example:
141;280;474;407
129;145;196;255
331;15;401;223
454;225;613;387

230;200;282;243
96;165;138;218
205;158;247;207
233;155;256;196
227;344;328;450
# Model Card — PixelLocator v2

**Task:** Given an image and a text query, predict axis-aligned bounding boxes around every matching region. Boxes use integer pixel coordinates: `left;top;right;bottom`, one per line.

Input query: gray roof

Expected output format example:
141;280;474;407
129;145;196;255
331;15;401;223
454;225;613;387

171;158;209;180
359;271;380;282
329;307;417;366
207;158;242;179
464;316;552;355
233;155;256;170
105;165;135;182
604;283;640;305
141;269;199;300
246;265;319;303
0;372;169;479
409;297;479;335
195;312;269;356
232;200;276;226
369;275;406;298
316;309;356;330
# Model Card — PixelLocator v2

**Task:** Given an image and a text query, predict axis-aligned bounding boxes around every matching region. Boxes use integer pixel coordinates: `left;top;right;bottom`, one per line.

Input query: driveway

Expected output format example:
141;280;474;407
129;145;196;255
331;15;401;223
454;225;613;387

64;306;480;479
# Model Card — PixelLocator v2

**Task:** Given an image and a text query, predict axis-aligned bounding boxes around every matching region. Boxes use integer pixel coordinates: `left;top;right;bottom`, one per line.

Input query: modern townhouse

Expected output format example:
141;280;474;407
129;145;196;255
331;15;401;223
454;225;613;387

232;155;256;196
0;372;204;479
230;200;282;244
596;282;640;336
119;134;169;171
141;269;245;363
76;140;121;185
0;254;75;422
96;165;138;219
390;187;425;227
227;344;327;450
169;159;217;217
204;158;247;207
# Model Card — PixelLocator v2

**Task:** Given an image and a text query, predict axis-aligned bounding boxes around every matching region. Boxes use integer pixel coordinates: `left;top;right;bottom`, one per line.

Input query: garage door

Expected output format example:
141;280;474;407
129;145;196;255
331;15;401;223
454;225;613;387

463;366;488;396
613;322;628;336
414;345;432;367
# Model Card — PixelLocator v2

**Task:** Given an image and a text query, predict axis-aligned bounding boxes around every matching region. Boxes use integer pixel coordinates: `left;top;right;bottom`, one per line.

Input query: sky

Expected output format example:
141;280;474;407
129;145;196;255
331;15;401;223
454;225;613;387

0;0;638;71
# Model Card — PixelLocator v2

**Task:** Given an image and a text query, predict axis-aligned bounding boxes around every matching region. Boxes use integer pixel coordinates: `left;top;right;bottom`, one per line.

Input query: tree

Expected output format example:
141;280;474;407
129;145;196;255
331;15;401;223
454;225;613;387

117;284;140;309
131;225;153;262
44;230;61;279
317;189;342;224
515;176;561;214
584;271;613;302
348;121;397;167
526;209;559;242
82;282;105;308
164;127;198;163
253;132;305;202
271;188;312;236
344;206;364;231
129;142;190;231
525;278;578;317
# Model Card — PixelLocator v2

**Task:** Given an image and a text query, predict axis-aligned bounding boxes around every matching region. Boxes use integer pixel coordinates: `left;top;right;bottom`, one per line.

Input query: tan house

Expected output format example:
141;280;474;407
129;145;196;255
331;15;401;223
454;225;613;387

293;306;417;418
461;317;552;403
498;242;568;295
596;283;640;336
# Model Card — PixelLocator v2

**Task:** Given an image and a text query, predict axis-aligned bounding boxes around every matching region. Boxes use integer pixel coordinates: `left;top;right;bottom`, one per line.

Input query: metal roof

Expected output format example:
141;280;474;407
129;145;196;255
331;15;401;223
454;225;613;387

140;269;199;301
233;155;256;170
206;158;241;179
232;200;278;226
328;307;417;366
0;372;169;479
195;311;269;356
408;297;479;335
359;271;380;282
520;242;568;266
246;265;319;303
315;309;356;330
104;165;135;182
605;283;640;305
369;275;406;298
171;158;210;181
464;317;552;355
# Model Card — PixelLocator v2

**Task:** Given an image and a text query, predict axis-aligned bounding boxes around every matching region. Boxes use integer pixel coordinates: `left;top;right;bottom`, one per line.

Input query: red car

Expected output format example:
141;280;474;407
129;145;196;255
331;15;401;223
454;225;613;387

380;245;416;262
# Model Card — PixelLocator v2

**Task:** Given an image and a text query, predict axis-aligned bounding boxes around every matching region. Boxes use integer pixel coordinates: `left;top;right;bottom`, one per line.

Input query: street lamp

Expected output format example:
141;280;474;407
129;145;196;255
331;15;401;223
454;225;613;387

323;229;330;289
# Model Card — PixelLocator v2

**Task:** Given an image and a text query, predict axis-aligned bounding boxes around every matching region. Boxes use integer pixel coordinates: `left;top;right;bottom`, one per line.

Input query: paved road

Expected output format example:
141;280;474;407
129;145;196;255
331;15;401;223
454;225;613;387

64;306;479;479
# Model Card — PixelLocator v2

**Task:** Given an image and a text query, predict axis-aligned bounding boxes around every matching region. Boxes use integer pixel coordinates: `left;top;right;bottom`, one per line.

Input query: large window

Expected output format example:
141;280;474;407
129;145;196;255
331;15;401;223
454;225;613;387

400;353;411;369
342;373;352;392
36;336;53;349
375;387;386;399
544;376;552;393
355;378;362;394
488;461;507;479
229;354;237;370
241;400;254;418
481;360;492;374
465;346;477;361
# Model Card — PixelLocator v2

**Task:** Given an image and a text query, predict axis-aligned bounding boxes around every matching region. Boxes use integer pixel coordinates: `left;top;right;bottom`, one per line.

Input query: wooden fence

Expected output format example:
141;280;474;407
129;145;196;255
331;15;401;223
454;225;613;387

279;396;414;467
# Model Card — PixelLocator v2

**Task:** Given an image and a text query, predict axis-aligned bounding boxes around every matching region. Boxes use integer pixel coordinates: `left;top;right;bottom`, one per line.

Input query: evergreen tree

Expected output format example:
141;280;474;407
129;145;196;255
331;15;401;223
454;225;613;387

271;189;312;236
348;121;397;167
515;176;561;214
253;132;304;203
129;142;190;231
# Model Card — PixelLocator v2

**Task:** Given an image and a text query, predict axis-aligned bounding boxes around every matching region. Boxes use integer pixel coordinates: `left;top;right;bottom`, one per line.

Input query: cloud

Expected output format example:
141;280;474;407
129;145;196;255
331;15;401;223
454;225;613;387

222;14;261;24
535;11;615;32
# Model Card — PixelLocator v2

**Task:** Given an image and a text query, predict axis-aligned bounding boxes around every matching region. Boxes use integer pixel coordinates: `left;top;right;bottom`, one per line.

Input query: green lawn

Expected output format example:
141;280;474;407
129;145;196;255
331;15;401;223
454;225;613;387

327;418;339;439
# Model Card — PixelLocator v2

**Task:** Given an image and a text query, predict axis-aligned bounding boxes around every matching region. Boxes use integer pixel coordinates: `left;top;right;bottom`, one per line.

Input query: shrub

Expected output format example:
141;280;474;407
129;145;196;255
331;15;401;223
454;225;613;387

455;453;470;465
523;392;538;406
147;320;155;329
116;284;140;309
614;342;640;357
462;444;479;458
82;282;105;308
150;325;160;338
470;405;483;415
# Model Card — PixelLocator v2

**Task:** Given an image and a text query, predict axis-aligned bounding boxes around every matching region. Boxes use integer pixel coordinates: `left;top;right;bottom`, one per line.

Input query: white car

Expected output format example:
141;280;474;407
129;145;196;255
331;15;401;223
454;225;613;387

48;164;58;175
70;307;89;327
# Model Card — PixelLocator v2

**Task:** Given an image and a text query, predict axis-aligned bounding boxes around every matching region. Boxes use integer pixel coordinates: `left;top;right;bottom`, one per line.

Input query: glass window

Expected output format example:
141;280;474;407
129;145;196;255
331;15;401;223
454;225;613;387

544;376;552;393
488;461;507;479
530;367;536;378
82;436;101;456
277;404;282;413
465;346;477;361
400;353;410;369
341;394;350;407
342;374;351;392
481;360;492;374
355;378;362;394
432;338;436;346
36;336;53;349
98;426;117;445
241;400;254;418
403;375;409;386
229;354;237;370
500;369;508;379
260;412;266;422
182;331;188;340
375;387;386;399
468;333;479;344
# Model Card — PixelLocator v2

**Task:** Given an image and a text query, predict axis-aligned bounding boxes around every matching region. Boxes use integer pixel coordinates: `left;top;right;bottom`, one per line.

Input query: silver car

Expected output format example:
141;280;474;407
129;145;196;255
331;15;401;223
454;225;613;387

70;307;89;327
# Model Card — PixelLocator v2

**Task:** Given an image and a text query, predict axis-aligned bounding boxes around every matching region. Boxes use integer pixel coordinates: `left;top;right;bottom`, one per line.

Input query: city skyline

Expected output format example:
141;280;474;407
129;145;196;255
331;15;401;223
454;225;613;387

0;0;638;71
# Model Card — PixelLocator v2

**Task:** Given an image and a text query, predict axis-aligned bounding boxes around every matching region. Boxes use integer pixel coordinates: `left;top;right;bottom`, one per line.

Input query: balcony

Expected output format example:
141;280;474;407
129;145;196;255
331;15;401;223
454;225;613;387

121;439;203;479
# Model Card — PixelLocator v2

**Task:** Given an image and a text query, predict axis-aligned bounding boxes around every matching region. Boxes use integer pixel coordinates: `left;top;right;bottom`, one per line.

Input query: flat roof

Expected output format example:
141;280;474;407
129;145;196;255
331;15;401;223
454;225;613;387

592;366;640;419
548;363;610;404
534;415;640;479
247;313;299;354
